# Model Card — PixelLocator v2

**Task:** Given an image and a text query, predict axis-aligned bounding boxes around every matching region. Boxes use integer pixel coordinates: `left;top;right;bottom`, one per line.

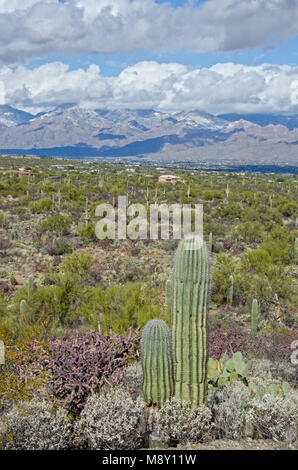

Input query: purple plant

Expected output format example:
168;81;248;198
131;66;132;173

40;328;141;413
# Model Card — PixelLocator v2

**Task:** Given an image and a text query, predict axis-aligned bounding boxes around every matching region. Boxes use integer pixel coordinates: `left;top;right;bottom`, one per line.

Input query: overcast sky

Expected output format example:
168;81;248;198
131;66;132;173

1;0;298;114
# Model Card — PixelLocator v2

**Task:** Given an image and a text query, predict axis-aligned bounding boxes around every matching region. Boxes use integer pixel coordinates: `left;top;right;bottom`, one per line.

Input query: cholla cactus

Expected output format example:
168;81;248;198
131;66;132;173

141;319;174;407
168;235;210;406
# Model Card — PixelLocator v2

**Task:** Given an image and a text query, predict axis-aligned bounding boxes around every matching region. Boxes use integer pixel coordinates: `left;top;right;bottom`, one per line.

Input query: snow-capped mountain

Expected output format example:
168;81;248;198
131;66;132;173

0;105;34;127
0;105;297;164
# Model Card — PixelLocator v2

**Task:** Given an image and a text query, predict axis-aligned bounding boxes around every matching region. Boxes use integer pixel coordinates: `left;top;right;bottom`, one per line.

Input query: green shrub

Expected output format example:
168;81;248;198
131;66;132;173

39;215;72;235
29;198;55;214
78;222;97;244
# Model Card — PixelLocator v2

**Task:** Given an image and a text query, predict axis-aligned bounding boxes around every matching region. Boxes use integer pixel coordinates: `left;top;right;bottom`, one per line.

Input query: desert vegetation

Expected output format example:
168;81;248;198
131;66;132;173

0;154;297;450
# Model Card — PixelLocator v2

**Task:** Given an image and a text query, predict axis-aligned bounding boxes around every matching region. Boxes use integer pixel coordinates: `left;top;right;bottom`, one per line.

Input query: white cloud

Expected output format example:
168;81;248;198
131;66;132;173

1;0;298;63
0;0;58;14
1;60;298;114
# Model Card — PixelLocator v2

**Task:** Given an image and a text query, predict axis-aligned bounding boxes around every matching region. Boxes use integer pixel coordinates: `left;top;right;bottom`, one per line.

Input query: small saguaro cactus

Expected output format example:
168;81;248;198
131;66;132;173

209;232;213;253
251;298;259;333
85;197;89;226
28;275;34;300
228;275;234;306
168;235;210;406
0;339;4;365
20;299;27;316
57;189;61;208
141;319;174;408
295;238;298;264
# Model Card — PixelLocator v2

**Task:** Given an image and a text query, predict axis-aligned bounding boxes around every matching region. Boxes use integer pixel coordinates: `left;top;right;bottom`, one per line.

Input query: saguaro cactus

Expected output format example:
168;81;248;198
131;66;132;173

141;319;174;407
0;339;4;365
20;299;27;316
228;275;234;306
251;298;259;333
28;275;34;300
295;238;298;264
209;232;213;253
169;235;210;406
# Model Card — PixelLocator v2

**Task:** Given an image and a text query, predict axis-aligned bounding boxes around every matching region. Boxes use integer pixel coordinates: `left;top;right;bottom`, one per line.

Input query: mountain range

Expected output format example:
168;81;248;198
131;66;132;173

0;104;298;164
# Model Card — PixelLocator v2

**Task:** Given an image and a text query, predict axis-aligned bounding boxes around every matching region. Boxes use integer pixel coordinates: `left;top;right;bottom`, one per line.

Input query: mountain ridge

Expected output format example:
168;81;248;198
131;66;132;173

0;105;298;164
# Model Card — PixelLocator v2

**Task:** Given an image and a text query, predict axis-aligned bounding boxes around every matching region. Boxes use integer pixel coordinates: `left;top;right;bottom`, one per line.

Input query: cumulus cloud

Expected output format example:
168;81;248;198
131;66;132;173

1;60;298;115
0;0;298;64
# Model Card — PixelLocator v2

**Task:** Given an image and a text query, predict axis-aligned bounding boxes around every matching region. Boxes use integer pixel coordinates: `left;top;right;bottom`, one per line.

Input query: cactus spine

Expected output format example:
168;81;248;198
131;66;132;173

141;319;174;407
169;235;210;406
228;275;234;306
251;298;259;333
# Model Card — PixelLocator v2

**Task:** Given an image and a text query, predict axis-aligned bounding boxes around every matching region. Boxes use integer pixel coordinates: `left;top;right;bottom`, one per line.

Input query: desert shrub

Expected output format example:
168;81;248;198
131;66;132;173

246;393;297;441
75;388;146;449
0;398;73;450
29;198;55;214
120;362;143;394
247;359;297;386
155;398;213;445
243;249;271;274
89;282;164;334
7;284;83;340
60;184;85;202
39;214;72;235
246;328;298;363
59;251;93;279
212;382;251;439
278;201;298;217
202;190;222;201
40;329;141;413
78;222;97;244
236;221;265;243
209;327;248;360
0;238;12;256
45;238;73;256
0;340;50;412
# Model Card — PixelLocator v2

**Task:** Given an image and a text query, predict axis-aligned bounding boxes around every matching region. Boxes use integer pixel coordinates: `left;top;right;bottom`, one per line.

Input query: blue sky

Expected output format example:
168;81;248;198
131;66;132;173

1;0;298;114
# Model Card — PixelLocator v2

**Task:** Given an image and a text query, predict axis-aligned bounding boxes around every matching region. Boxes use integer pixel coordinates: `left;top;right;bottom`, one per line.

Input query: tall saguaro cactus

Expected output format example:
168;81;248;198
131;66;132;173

141;319;174;407
168;235;210;406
